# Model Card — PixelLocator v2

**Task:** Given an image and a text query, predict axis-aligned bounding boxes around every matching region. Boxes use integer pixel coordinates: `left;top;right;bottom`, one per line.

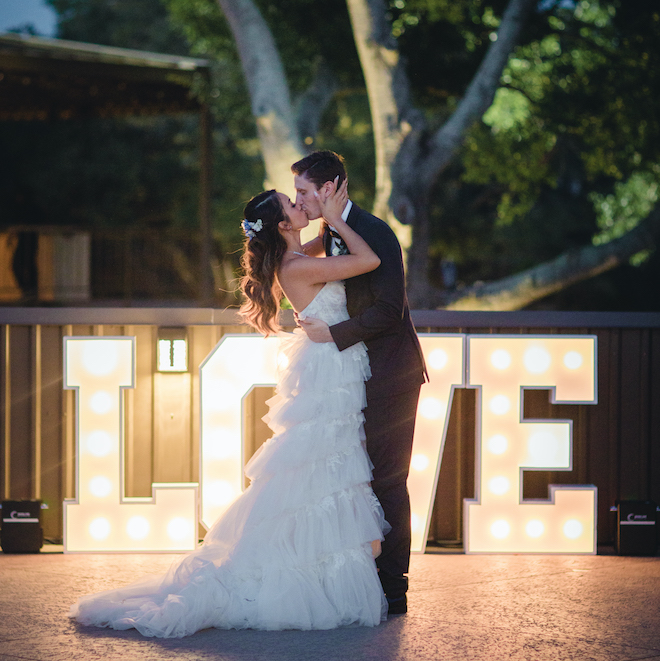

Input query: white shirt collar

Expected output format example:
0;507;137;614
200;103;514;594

341;199;353;221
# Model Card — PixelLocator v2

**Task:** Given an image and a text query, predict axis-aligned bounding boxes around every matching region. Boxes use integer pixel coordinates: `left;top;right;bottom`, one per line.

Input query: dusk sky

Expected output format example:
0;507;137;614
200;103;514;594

0;0;57;37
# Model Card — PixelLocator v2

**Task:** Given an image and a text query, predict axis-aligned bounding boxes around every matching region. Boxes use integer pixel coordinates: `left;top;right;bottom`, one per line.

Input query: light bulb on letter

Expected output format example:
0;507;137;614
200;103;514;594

488;476;510;496
563;519;583;540
419;397;444;420
487;434;508;455
490;349;511;370
88;476;112;498
168;517;193;542
526;520;545;538
491;520;510;539
126;516;150;540
411;454;430;471
563;351;583;370
89;391;113;414
89;517;111;540
428;349;448;370
83;342;119;376
489;395;510;415
86;430;113;457
523;347;551;374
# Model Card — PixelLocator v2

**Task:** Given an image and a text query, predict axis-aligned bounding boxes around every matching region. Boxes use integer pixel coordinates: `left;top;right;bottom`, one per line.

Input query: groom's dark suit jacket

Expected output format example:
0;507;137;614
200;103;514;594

324;203;427;398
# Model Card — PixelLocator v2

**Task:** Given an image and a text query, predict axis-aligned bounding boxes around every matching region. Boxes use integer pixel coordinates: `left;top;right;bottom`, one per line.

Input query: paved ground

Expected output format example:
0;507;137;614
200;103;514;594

0;546;658;661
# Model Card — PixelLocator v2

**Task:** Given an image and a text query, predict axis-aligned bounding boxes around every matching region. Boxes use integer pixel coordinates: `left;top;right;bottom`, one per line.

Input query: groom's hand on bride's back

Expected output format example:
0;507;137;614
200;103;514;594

298;317;334;343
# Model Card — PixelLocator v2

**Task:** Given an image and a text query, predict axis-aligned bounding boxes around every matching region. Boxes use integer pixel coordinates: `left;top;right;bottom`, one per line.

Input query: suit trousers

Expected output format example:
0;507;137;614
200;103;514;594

364;384;421;597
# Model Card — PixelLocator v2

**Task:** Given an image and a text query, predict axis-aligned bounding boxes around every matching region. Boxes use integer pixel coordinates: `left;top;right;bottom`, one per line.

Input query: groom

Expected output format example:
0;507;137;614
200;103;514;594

292;150;427;615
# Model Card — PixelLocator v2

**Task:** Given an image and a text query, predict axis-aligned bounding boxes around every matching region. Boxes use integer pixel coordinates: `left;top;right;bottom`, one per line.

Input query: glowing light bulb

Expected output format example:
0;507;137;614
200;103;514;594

89;391;113;414
563;519;583;539
428;348;448;370
526;520;545;538
490;349;512;370
168;517;193;542
89;517;111;540
231;351;267;380
411;454;430;471
205;480;237;506
202;379;236;411
88;476;112;498
563;351;583;370
410;512;421;533
204;427;239;460
86;430;113;457
491;520;510;539
83;342;119;376
523;347;551;374
277;352;290;370
489;394;510;415
488;476;510;496
419;397;445;420
487;434;508;455
126;516;150;540
528;431;560;464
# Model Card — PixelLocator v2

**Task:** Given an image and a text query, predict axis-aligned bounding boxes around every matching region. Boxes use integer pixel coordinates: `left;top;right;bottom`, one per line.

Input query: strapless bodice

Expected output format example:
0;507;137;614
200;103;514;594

297;281;349;326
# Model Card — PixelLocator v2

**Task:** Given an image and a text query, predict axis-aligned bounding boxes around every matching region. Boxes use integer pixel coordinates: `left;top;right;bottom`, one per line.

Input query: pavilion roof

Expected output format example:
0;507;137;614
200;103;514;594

0;33;211;121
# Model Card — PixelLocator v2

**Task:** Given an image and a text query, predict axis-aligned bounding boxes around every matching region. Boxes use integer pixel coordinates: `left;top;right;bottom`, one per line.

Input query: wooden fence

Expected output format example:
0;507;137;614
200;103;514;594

1;307;659;549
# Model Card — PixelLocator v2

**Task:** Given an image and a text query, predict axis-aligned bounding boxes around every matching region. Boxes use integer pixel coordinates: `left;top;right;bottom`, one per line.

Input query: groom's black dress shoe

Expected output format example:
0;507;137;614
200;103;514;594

379;569;408;615
386;595;407;615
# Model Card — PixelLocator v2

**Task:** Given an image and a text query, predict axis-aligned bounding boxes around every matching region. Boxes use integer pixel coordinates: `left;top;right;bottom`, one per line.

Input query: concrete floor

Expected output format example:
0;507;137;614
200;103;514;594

0;547;659;661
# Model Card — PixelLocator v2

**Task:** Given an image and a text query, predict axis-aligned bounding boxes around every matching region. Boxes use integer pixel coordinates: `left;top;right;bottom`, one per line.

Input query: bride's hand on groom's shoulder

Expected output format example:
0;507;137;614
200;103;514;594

298;317;334;343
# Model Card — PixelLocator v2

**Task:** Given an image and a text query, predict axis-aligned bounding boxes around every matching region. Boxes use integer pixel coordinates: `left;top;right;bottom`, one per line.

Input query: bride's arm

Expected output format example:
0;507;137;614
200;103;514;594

302;235;325;257
285;235;379;285
302;218;326;257
316;178;379;268
284;180;380;285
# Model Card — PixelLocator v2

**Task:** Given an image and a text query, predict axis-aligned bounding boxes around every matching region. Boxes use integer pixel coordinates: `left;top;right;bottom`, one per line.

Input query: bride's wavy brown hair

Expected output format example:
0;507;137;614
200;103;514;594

239;190;288;336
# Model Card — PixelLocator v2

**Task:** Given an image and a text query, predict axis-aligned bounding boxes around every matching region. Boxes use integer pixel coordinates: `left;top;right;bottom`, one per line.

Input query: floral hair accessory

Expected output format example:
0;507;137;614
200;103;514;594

241;218;263;239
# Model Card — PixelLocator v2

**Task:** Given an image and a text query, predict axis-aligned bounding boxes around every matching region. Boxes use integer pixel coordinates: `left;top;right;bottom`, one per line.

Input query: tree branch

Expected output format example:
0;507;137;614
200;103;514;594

421;0;538;187
345;0;423;228
442;204;660;311
294;59;338;143
216;0;303;192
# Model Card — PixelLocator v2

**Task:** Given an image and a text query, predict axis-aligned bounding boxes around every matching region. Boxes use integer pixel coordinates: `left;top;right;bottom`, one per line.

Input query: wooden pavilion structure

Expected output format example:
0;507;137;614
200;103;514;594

0;33;214;304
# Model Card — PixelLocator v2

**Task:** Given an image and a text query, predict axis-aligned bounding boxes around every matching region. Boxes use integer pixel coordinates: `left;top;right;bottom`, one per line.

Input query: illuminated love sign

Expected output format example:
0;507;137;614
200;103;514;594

464;335;598;554
63;337;198;552
63;332;598;554
408;335;465;552
199;335;280;529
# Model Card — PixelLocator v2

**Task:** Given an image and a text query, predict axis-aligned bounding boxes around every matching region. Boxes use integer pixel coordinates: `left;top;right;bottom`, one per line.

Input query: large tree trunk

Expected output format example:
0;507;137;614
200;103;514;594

214;0;660;312
443;204;660;310
345;0;422;251
217;0;303;196
347;0;538;307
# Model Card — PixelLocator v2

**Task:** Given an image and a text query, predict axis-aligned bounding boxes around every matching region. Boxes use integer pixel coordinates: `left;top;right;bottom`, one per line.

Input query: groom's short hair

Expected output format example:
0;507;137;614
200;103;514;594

291;150;347;190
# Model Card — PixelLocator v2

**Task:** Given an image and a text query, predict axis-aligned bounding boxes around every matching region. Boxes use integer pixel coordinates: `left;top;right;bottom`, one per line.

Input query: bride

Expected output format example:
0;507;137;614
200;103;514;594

70;179;389;637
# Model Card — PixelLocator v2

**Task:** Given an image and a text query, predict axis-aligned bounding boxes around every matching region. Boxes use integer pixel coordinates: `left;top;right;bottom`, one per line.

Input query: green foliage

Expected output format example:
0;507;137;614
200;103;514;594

7;0;660;309
165;0;375;208
47;0;190;53
449;0;660;297
463;88;557;225
388;0;534;112
591;168;660;264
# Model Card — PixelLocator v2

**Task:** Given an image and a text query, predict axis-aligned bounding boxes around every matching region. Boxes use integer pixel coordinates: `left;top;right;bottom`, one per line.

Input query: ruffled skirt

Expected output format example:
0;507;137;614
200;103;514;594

70;330;388;637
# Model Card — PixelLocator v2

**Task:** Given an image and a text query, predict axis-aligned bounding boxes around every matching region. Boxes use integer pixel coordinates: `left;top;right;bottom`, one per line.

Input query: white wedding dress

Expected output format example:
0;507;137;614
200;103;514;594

70;281;388;637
